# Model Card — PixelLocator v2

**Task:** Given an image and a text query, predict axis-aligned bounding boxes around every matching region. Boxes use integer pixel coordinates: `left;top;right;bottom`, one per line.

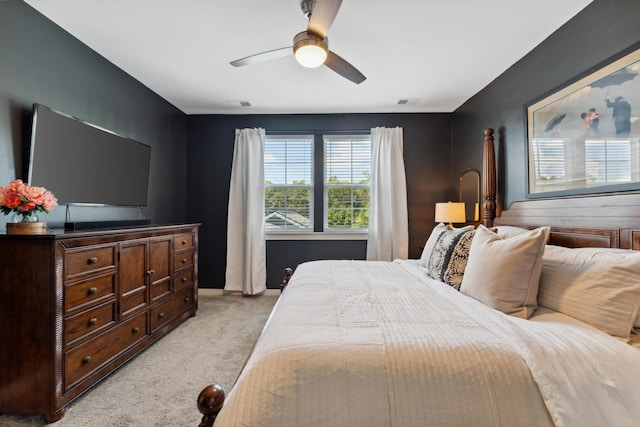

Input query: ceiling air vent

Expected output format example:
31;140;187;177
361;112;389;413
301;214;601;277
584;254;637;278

397;98;421;105
227;100;252;108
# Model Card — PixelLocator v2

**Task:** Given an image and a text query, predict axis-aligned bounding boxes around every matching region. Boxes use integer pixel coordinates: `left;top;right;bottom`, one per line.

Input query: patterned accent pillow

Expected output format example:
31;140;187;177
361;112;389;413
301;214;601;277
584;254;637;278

426;227;476;290
419;223;473;268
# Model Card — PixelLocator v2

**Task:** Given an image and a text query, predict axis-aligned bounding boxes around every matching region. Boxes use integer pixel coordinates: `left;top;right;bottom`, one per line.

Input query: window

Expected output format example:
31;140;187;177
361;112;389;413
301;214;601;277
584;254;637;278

264;136;314;231
264;133;371;233
324;136;371;230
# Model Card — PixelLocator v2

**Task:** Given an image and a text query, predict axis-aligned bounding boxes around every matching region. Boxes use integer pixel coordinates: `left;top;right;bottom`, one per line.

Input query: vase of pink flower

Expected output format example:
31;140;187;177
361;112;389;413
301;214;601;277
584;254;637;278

1;179;58;234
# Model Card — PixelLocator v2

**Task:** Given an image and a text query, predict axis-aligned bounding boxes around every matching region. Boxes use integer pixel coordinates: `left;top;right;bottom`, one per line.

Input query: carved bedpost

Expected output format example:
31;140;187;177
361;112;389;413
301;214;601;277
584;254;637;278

482;128;496;228
197;384;225;427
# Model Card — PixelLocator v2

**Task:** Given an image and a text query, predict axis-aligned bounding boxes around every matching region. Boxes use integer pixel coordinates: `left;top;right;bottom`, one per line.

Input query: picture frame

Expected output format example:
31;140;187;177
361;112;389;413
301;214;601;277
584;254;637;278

526;46;640;197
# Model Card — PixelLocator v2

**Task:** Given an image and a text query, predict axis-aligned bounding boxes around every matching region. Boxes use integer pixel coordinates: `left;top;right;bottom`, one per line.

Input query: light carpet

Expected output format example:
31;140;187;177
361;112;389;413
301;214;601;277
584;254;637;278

0;290;279;427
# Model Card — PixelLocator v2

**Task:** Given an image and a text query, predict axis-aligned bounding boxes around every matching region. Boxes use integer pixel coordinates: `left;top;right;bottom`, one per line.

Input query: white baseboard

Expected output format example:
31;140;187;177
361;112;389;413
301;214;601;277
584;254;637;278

199;288;280;296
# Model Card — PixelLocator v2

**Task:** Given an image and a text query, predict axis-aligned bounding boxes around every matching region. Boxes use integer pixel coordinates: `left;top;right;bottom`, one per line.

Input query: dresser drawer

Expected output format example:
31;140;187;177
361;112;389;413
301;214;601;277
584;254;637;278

150;288;194;332
65;273;117;314
65;245;117;280
65;301;116;348
174;269;194;292
173;250;194;272
173;234;194;251
64;312;147;390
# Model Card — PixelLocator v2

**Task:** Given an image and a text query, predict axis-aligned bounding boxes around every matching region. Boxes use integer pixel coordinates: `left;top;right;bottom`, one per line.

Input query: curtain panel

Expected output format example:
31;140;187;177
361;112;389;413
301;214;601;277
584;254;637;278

366;127;408;261
224;128;267;295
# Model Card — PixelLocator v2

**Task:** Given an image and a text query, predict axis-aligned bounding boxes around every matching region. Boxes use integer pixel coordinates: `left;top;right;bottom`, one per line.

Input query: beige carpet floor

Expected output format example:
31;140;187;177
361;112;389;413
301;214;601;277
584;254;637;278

0;290;279;427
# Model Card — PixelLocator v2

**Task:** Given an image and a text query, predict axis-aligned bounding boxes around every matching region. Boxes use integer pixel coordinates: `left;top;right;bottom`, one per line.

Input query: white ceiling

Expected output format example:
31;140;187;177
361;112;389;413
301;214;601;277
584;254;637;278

24;0;593;115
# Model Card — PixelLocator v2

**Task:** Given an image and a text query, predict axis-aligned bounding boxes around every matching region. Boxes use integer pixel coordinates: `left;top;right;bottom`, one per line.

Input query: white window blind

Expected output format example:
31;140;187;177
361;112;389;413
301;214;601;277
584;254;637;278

531;138;566;184
585;139;632;183
324;135;371;230
264;136;313;231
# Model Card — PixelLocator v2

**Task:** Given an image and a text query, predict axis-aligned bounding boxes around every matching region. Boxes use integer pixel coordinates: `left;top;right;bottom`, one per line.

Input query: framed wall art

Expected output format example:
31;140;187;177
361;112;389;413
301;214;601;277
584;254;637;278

527;46;640;197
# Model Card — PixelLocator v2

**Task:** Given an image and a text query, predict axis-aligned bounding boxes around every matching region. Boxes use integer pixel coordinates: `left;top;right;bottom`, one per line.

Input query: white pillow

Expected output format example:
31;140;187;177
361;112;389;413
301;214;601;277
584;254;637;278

419;223;473;268
460;225;550;319
538;245;640;339
492;225;530;238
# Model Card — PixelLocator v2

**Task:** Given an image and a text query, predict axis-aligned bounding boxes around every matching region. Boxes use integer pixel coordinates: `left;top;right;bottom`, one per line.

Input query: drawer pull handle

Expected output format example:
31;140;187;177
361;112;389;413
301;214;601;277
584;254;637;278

181;259;187;264
181;240;187;245
82;355;92;365
88;317;98;326
158;312;165;319
88;256;98;264
132;326;140;334
147;269;155;276
184;297;190;302
88;287;98;295
182;277;188;282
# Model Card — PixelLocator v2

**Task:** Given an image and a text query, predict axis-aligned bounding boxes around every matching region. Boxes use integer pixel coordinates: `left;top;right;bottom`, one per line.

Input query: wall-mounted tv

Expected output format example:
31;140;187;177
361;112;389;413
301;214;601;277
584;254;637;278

28;104;151;206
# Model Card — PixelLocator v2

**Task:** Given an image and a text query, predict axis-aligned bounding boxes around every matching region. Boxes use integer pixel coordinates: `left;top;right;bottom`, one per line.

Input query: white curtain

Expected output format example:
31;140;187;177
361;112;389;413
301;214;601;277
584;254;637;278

224;128;266;295
366;126;408;261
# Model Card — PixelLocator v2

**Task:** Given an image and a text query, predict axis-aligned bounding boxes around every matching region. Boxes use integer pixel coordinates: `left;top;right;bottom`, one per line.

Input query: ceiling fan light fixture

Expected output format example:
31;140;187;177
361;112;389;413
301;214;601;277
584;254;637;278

295;45;327;68
293;32;328;68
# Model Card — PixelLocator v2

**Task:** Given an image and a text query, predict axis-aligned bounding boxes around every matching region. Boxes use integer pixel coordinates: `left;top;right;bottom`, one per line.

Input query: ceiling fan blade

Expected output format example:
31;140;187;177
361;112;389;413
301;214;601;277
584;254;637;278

230;46;292;67
308;0;342;38
324;50;366;84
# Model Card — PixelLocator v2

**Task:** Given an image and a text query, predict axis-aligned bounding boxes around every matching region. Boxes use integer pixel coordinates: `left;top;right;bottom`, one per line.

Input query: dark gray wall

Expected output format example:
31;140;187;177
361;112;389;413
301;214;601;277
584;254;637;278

267;240;368;289
452;0;640;210
0;1;187;228
187;114;452;288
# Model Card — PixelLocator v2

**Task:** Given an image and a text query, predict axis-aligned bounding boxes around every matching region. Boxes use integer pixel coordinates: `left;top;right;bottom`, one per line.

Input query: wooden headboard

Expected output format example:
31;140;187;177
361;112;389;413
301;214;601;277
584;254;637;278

481;128;640;250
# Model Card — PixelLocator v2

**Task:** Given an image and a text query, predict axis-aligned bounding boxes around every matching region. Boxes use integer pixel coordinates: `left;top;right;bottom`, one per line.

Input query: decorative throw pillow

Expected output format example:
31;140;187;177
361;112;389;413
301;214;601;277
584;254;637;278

419;223;473;270
538;245;640;339
426;227;476;290
460;225;550;319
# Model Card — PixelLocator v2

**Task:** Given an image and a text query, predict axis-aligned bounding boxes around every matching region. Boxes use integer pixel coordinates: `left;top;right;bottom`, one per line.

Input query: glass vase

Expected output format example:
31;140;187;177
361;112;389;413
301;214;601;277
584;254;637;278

10;212;39;223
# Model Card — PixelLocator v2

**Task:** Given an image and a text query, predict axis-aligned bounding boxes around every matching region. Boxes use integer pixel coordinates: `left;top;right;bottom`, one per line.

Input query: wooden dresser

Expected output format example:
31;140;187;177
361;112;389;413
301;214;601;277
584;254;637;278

0;223;199;422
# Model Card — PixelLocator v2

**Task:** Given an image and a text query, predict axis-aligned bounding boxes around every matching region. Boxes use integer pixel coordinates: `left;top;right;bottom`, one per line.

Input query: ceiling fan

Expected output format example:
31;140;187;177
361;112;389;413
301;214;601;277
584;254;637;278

230;0;366;84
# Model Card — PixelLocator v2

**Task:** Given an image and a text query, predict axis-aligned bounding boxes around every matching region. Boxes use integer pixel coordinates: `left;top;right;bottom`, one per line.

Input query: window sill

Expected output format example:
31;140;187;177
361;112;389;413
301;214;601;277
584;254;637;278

266;232;368;241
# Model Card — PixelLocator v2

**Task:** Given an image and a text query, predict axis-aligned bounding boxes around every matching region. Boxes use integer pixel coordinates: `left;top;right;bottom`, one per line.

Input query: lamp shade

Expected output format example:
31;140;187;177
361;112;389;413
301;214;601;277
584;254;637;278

435;202;466;228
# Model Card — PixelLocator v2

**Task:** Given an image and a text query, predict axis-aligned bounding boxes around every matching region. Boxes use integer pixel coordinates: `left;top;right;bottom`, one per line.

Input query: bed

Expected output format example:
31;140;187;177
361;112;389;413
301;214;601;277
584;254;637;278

197;129;640;427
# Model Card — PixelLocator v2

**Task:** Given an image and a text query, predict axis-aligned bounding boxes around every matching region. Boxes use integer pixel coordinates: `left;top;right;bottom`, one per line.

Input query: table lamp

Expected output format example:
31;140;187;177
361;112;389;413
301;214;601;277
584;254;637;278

435;201;466;229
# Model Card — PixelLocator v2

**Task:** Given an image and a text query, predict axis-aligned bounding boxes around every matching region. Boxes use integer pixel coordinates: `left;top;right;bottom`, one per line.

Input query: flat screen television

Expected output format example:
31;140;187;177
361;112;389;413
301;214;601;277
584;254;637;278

28;104;152;207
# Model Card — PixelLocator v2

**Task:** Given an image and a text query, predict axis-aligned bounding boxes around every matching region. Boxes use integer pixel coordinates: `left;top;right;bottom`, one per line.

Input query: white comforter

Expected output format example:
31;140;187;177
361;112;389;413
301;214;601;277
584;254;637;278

213;260;640;427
